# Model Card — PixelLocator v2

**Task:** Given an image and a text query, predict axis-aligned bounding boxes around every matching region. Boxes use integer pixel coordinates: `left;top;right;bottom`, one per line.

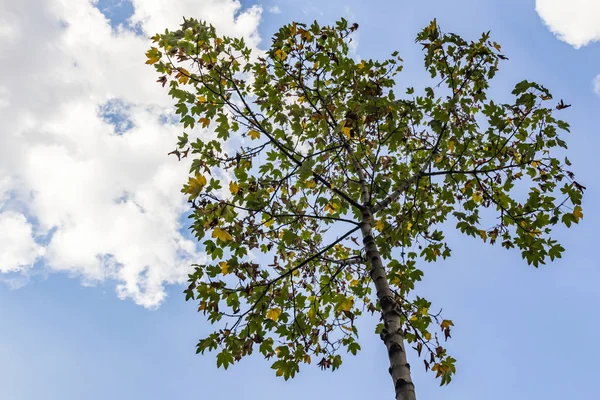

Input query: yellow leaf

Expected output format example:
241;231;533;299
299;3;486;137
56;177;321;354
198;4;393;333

514;152;521;163
441;319;454;330
324;202;337;214
573;205;583;221
248;129;260;140
301;30;312;41
212;228;233;242
197;96;207;103
177;68;190;84
375;220;384;231
341;127;352;139
219;261;230;274
435;154;443;163
274;49;287;61
266;307;282;321
407;222;413;231
349;279;359;287
479;229;488;242
301;119;307;129
305;180;317;189
145;47;161;64
340;297;354;312
531;160;541;168
215;37;223;46
529;229;542;237
264;218;274;228
196;173;207;186
199;117;210;128
229;181;239;195
428;19;437;34
410;315;417;321
448;139;455;153
420;307;429;316
145;56;161;65
313;61;319;69
357;60;365;70
472;192;483;203
185;173;207;197
298;96;305;103
303;354;311;364
424;332;432;341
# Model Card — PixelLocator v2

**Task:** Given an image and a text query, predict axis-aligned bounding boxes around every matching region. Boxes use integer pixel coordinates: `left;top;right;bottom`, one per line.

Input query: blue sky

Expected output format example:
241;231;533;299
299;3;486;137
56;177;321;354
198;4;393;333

1;0;599;399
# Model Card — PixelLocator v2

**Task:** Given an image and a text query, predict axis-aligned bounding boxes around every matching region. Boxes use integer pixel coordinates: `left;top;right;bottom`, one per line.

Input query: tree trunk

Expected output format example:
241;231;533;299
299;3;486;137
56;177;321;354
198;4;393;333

361;206;416;400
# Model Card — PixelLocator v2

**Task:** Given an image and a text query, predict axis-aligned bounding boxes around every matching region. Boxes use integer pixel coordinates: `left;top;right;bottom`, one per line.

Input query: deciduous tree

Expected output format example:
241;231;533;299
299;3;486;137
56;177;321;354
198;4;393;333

147;18;583;399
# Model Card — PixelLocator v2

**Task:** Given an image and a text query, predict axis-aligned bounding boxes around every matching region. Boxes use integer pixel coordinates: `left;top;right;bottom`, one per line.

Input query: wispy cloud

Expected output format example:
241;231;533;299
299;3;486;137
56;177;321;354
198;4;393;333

268;5;281;14
593;75;600;95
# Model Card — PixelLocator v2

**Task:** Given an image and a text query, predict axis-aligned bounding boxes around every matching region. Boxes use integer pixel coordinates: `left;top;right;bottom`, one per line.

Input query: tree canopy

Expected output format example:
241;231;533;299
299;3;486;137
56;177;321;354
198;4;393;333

147;17;583;399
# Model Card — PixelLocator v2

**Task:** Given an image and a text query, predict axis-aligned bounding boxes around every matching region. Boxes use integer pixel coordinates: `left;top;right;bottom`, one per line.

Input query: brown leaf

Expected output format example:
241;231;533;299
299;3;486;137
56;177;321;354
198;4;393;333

317;357;331;370
368;303;377;315
556;99;571;110
156;75;167;87
573;181;586;192
168;149;181;161
444;328;451;341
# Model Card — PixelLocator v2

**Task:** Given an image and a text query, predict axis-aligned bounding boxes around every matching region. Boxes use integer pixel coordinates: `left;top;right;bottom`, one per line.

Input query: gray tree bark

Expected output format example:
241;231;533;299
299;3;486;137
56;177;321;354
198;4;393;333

360;205;416;400
342;127;416;399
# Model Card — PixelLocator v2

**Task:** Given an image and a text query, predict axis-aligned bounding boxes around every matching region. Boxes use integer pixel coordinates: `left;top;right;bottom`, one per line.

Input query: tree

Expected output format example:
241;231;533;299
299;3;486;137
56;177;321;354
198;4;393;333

147;18;583;399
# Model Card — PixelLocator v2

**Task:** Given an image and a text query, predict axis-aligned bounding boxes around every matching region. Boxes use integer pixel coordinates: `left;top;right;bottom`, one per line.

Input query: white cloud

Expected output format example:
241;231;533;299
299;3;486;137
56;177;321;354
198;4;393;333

268;5;281;14
593;75;600;94
0;211;45;273
129;0;262;48
0;0;263;307
536;0;600;48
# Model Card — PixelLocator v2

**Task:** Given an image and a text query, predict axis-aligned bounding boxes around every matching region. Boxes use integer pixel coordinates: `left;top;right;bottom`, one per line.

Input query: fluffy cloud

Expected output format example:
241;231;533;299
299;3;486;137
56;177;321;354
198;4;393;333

129;0;262;48
536;0;600;48
0;211;45;273
0;0;263;307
